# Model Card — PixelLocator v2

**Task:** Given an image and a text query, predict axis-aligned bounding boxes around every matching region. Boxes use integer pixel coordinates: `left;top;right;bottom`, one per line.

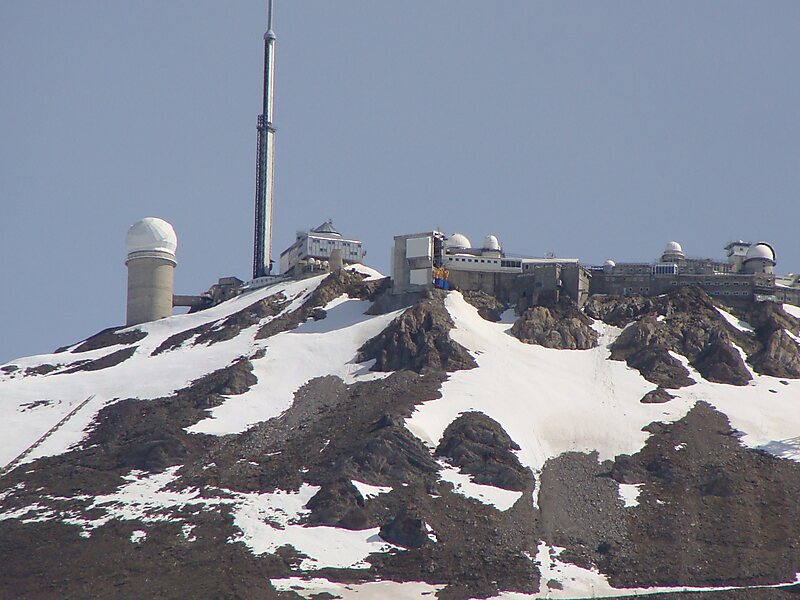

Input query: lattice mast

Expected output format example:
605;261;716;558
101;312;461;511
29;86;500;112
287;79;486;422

253;0;277;278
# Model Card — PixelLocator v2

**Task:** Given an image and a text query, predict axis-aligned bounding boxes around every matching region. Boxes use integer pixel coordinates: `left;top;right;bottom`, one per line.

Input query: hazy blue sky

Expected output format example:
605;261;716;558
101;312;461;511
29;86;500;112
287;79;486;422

2;1;799;362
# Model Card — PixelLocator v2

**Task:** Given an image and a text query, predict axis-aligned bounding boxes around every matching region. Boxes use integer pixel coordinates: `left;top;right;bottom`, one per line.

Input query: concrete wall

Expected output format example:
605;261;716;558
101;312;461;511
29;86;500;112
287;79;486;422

446;262;590;310
126;254;176;326
589;269;777;308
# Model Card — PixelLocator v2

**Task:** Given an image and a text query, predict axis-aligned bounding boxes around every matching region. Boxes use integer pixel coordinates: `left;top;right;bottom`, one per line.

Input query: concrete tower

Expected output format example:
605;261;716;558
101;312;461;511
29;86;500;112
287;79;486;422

126;217;178;326
253;0;277;279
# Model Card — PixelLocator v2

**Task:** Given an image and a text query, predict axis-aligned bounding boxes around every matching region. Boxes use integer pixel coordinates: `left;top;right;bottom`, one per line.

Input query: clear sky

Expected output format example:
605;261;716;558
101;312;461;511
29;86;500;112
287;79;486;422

2;1;799;362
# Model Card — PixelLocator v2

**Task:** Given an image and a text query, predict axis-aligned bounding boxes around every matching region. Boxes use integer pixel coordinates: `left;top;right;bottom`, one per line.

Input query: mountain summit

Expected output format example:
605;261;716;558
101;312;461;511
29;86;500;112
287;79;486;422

2;266;800;599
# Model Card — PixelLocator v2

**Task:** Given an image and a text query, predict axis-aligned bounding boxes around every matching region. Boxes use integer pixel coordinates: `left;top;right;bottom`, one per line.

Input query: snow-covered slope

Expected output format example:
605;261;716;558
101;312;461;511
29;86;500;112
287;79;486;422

2;268;800;599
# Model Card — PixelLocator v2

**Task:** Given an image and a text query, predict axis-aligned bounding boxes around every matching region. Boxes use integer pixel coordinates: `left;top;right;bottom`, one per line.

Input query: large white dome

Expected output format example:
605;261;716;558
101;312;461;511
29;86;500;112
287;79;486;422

446;233;471;250
482;234;501;251
744;242;775;263
664;240;683;254
126;217;177;256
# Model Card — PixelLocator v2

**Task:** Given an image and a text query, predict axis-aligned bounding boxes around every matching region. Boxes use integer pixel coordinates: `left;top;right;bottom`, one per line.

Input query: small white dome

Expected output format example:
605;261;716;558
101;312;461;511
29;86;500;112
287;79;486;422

126;217;177;256
446;233;472;250
664;240;683;254
604;259;616;267
745;242;775;263
482;234;501;251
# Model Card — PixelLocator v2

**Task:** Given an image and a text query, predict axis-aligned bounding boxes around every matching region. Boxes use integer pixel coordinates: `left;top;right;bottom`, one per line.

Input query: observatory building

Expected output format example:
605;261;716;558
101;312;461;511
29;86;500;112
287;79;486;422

589;240;786;306
279;221;366;277
125;217;178;326
391;230;590;309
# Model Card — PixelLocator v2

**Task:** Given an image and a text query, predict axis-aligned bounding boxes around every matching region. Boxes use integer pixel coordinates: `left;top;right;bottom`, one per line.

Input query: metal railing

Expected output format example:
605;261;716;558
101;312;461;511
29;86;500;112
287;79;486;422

0;394;96;478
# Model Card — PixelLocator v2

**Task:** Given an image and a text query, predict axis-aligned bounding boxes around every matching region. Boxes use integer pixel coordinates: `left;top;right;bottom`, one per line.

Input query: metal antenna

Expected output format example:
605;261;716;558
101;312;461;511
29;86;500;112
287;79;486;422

267;0;274;32
253;0;277;279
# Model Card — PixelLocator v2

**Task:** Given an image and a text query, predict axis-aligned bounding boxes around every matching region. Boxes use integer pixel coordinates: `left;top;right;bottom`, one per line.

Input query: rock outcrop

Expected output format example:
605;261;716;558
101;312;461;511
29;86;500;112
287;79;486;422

358;291;477;373
600;287;754;388
744;302;800;378
435;412;533;491
510;301;599;350
461;290;507;322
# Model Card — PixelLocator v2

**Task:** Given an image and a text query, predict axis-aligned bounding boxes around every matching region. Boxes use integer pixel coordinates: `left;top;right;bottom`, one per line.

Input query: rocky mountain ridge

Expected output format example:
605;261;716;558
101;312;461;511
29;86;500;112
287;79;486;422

2;267;800;599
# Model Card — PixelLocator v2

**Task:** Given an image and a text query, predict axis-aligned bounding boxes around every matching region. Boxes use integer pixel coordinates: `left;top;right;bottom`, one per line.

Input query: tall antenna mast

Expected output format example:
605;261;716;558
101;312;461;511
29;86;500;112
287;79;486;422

252;0;277;278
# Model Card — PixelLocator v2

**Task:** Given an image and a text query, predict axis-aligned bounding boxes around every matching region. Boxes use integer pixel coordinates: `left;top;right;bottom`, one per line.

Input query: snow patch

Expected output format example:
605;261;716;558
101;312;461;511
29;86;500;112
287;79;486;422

715;307;755;333
181;523;196;541
130;530;146;544
438;463;523;511
271;577;445;599
0;468;399;570
783;304;800;320
351;480;392;500
617;483;642;508
485;543;800;599
406;292;695;510
186;299;403;436
229;484;397;569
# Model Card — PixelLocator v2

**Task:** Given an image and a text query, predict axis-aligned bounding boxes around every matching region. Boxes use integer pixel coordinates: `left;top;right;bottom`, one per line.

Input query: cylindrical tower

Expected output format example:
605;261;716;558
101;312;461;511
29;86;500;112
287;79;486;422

125;217;178;326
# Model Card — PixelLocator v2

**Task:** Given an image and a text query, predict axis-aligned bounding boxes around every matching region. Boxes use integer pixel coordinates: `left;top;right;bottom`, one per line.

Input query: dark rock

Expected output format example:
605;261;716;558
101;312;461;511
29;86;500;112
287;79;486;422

606;288;755;388
306;480;368;530
340;424;440;485
510;301;598;349
68;327;147;354
358;292;477;373
584;295;660;327
640;387;675;404
61;347;138;374
605;402;800;588
461;291;507;322
435;412;533;491
256;270;387;341
692;333;752;385
124;431;192;472
379;509;429;549
151;325;210;356
749;330;800;379
23;363;59;376
309;307;327;321
611;323;695;388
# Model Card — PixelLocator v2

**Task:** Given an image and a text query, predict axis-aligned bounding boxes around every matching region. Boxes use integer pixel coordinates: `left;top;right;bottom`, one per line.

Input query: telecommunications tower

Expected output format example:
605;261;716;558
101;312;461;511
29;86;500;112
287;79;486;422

252;0;277;279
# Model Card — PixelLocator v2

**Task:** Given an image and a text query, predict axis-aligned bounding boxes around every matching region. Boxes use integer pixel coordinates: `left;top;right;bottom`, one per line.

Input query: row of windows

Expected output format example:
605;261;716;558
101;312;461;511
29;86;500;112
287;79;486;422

448;257;499;264
699;280;750;287
311;239;360;248
710;290;751;296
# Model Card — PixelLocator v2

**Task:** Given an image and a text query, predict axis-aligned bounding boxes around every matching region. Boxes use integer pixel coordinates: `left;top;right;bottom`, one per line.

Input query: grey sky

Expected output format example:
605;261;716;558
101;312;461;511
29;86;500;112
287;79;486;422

2;1;799;362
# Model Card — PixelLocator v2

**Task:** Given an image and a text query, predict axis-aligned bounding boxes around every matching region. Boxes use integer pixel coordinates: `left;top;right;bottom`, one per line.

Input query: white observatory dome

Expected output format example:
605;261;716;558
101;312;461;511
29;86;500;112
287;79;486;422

482;234;501;251
664;241;683;255
604;259;616;268
446;233;472;250
127;217;177;256
745;242;776;263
